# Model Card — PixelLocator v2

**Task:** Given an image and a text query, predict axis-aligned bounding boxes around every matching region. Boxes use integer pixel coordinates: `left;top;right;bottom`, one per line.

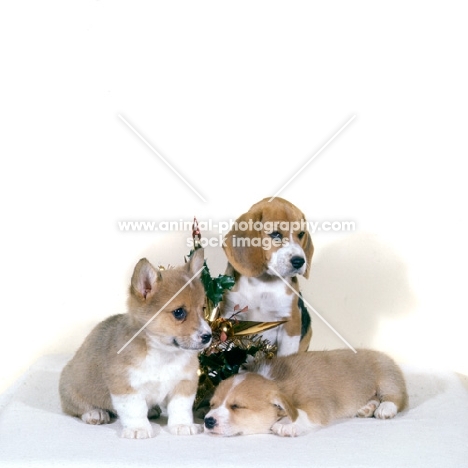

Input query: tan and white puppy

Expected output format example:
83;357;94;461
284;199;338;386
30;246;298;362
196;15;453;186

59;249;212;439
221;197;314;356
204;349;408;437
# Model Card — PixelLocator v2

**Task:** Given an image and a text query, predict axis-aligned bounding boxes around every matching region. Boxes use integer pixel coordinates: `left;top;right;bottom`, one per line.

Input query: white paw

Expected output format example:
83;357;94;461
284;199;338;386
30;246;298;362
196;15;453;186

121;424;159;439
271;422;300;437
82;409;110;425
168;423;203;436
356;400;379;418
374;401;398;419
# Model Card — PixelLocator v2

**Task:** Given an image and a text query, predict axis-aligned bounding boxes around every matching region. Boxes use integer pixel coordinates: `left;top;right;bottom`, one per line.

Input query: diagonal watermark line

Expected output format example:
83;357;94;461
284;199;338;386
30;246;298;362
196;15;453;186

269;114;356;202
269;266;356;353
117;266;205;354
118;114;207;203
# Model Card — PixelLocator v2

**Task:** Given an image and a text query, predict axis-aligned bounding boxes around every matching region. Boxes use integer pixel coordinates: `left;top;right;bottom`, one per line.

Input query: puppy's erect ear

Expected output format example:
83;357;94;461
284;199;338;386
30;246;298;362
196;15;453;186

223;208;265;277
272;393;299;422
130;258;161;301
187;248;205;277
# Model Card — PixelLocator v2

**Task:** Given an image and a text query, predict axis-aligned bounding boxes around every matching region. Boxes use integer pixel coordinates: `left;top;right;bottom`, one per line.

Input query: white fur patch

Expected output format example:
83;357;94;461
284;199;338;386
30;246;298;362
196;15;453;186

128;340;194;408
374;401;398;419
111;394;156;439
197;316;213;341
222;267;303;356
224;276;294;322
166;394;201;436
276;334;301;357
168;424;203;435
267;241;306;277
271;409;319;437
124;340;200;437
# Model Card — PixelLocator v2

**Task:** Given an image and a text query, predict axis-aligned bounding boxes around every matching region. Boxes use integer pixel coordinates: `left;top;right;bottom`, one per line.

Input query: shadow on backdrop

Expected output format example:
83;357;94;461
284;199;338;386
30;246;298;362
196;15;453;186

302;231;417;350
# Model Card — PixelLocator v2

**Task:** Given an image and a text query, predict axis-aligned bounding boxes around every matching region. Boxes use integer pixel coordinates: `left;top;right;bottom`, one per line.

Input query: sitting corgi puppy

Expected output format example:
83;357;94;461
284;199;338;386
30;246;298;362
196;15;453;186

59;249;212;439
204;349;408;437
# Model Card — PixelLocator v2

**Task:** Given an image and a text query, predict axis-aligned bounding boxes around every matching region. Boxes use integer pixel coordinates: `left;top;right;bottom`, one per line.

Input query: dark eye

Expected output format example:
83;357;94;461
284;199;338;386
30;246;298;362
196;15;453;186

230;404;242;410
268;231;282;240
298;231;305;240
172;308;187;321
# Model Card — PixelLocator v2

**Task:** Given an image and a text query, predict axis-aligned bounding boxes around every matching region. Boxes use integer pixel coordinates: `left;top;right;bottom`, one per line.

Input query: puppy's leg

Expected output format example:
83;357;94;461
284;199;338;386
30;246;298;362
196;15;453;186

111;394;159;439
271;417;299;437
60;378;112;425
271;410;319;437
167;382;202;436
356;398;380;418
374;401;398;419
374;368;409;419
167;394;203;435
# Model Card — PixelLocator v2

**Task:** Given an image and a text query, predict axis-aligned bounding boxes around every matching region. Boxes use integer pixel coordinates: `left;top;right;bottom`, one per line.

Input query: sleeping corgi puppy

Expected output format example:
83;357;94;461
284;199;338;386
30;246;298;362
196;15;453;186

59;248;212;439
204;349;408;437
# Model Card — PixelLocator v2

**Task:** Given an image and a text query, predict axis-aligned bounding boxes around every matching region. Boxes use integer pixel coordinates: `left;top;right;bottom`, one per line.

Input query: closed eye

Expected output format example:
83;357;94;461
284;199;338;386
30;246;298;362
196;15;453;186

230;404;245;410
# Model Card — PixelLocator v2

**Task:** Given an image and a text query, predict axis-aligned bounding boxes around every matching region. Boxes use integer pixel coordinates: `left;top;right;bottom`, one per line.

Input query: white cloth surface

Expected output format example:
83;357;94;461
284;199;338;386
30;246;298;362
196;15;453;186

0;355;467;468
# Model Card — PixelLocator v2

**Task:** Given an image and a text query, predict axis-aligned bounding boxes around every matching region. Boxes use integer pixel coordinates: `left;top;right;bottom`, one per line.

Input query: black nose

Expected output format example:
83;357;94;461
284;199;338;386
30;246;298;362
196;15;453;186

290;256;305;269
204;416;217;429
201;333;212;344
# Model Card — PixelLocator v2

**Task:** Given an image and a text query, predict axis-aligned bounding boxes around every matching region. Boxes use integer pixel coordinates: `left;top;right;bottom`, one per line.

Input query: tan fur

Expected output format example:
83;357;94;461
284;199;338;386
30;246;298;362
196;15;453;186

221;197;314;355
223;197;314;278
59;249;211;438
298;327;312;353
204;349;408;436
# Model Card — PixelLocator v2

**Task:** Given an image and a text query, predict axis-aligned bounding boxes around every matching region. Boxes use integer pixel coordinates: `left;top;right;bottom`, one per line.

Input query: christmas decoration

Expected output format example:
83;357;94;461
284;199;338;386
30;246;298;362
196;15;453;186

187;217;285;410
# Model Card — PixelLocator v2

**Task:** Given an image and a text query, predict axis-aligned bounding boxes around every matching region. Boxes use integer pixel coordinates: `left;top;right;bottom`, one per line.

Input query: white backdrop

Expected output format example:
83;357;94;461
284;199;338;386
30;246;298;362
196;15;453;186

1;1;467;393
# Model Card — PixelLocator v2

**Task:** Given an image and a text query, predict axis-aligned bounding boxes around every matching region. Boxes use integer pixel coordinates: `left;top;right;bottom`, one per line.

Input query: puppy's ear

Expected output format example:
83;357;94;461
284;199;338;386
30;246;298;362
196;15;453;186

187;247;205;276
223;209;265;277
272;393;299;422
301;226;314;279
130;258;161;301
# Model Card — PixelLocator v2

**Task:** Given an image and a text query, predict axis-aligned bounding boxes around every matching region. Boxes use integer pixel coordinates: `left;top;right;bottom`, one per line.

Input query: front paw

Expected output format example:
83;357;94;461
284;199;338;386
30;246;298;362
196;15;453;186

271;421;300;437
121;424;160;439
168;423;203;435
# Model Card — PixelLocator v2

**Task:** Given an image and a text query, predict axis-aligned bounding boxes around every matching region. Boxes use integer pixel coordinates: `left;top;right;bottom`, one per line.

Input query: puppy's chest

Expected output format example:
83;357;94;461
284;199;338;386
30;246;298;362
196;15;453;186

128;347;194;399
224;276;294;320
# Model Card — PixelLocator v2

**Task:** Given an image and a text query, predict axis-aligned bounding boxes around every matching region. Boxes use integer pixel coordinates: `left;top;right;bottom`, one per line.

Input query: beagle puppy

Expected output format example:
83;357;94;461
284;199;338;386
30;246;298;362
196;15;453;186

220;197;313;356
204;349;408;437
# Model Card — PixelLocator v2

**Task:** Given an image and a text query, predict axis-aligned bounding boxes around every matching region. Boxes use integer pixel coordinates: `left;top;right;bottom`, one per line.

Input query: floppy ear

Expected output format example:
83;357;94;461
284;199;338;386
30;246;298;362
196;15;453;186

223;209;265;277
187;247;205;277
302;227;314;279
271;392;299;422
130;258;161;301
